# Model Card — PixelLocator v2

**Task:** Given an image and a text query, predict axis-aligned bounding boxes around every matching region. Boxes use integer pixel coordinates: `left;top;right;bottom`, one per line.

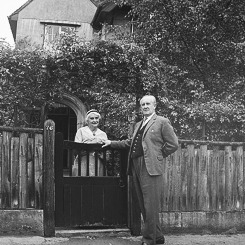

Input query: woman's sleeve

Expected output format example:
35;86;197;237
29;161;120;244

74;129;82;142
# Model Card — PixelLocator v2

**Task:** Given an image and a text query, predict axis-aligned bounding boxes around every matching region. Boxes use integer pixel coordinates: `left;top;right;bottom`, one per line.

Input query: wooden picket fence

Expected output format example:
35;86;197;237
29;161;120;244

0;122;245;234
0;120;55;236
0;126;44;209
161;140;245;213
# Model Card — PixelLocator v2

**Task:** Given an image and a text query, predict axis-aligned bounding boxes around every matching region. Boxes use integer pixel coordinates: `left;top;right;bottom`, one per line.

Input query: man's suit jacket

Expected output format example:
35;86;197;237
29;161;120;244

111;114;179;175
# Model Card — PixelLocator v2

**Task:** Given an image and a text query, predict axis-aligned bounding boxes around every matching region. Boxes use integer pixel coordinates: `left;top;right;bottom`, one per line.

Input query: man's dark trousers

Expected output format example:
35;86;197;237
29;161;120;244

132;156;163;245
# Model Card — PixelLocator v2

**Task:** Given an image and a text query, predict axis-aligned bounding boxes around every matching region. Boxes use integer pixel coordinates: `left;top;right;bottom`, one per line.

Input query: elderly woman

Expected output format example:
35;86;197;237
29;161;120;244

72;109;108;176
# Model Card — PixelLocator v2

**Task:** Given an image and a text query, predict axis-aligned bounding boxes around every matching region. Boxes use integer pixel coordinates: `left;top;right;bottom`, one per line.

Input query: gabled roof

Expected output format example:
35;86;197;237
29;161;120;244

8;0;107;41
9;0;33;17
92;2;117;29
7;0;127;41
90;0;106;7
8;0;105;16
8;0;34;41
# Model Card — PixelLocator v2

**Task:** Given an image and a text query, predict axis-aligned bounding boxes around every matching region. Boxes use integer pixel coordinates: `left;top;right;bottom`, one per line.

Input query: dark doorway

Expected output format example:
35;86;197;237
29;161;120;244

47;105;77;141
47;105;77;169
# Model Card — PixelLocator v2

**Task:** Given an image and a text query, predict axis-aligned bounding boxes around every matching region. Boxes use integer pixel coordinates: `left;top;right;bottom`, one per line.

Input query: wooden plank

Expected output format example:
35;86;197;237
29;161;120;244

104;183;122;225
19;133;28;208
116;185;127;225
70;185;82;226
211;146;219;211
119;149;128;190
225;146;232;211
193;148;199;211
77;149;81;176
0;126;43;133
92;183;104;223
2;131;12;208
168;154;174;211
218;149;225;210
195;147;201;210
172;150;179;211
27;138;35;208
207;148;211;210
207;149;212;211
161;157;168;211
203;145;209;211
68;148;73;176
63;185;72;226
186;144;195;211
193;147;198;211
11;137;20;209
235;146;243;210
0;136;2;208
179;139;245;146
243;150;245;210
175;147;182;211
180;147;187;211
64;176;120;185
54;132;64;227
232;150;238;210
197;145;208;211
43;120;55;237
34;133;43;209
81;184;93;225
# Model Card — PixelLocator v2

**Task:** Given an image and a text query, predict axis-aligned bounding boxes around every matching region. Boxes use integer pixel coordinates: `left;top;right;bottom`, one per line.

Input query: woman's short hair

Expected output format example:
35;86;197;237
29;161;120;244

85;109;101;123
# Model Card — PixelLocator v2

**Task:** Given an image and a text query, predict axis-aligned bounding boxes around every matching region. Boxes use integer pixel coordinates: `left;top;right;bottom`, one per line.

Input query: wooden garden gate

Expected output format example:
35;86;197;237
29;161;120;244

54;132;128;228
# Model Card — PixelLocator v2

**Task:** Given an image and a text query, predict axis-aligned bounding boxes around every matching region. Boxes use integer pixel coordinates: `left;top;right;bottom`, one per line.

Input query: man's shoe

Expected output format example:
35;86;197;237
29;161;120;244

156;236;165;244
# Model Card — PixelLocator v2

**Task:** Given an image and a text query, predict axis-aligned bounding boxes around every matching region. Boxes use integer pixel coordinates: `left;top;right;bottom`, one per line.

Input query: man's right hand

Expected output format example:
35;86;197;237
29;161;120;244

102;140;111;148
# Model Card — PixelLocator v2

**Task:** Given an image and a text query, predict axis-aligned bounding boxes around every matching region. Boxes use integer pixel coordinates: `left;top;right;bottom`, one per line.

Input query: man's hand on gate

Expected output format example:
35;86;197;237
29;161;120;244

102;140;111;148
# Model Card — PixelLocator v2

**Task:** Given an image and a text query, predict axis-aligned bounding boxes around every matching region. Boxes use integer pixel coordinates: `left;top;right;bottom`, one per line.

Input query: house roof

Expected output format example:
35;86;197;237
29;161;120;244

8;0;105;17
8;0;109;41
7;0;127;41
92;2;117;29
9;0;33;17
8;0;34;41
90;0;106;7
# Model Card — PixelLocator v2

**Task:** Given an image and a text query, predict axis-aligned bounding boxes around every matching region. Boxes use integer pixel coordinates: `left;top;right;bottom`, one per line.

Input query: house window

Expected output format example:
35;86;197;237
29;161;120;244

44;24;76;43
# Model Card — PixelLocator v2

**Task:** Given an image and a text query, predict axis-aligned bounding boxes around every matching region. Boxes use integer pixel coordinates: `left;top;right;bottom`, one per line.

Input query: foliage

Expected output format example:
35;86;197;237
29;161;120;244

2;0;245;142
109;0;245;141
112;0;245;86
0;35;166;138
45;35;169;138
0;40;53;126
160;97;245;141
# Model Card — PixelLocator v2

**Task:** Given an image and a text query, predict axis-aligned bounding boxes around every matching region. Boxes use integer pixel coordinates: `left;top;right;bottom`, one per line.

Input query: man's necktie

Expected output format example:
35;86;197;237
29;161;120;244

141;117;147;129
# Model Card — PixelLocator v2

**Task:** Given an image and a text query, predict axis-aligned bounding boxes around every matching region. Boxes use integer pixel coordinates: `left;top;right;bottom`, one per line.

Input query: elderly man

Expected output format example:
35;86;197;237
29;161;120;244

103;95;178;245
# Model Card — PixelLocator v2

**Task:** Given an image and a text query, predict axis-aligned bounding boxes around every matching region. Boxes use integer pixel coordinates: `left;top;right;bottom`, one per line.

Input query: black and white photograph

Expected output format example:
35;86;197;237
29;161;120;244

1;1;245;244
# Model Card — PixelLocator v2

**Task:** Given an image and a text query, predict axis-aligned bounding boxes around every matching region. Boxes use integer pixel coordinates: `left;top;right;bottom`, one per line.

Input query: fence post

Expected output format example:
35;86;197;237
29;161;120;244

43;120;55;237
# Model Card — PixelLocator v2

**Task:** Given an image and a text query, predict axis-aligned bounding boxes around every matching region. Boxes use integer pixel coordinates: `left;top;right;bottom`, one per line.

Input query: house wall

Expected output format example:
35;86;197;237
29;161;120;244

16;0;97;45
